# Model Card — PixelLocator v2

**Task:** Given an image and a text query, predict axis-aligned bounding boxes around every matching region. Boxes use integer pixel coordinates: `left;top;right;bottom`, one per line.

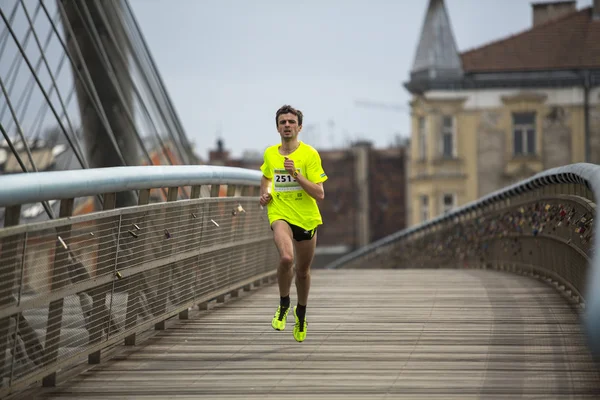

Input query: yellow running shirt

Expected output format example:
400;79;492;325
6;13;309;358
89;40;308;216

260;141;328;231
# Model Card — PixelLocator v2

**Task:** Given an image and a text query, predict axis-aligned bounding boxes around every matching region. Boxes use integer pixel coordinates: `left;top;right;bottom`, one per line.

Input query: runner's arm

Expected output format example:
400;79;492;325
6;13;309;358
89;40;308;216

260;175;271;196
295;174;324;202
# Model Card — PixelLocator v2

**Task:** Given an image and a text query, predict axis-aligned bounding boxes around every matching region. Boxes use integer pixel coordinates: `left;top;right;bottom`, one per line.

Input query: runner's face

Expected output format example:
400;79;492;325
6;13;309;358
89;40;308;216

277;113;302;141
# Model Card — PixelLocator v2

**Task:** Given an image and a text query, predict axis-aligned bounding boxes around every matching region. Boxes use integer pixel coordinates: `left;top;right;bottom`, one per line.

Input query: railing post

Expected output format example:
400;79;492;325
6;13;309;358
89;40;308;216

8;229;28;387
210;184;220;198
225;185;239;292
88;193;117;364
226;185;236;197
42;198;74;387
204;184;221;295
178;308;189;320
178;186;202;321
191;185;210;310
586;186;594;203
190;185;202;199
154;187;178;331
0;205;21;387
124;189;150;346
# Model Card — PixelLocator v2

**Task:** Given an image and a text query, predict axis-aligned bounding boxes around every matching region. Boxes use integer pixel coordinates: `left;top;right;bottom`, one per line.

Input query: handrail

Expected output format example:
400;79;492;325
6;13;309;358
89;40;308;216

325;162;600;359
0;165;262;207
0;165;278;397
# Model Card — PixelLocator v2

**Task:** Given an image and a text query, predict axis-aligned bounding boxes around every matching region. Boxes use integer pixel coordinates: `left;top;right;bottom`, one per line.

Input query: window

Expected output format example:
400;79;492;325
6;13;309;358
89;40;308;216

441;115;455;158
513;112;536;156
420;195;429;222
418;117;426;160
441;193;456;214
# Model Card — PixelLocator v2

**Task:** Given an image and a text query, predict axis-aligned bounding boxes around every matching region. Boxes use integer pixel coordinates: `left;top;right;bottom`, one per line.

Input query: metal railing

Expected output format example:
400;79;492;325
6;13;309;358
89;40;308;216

326;163;600;361
0;165;279;397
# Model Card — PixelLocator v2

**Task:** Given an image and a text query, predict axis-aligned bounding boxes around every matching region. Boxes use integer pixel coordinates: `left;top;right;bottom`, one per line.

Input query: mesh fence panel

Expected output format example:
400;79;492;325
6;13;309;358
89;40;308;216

338;183;594;302
0;194;278;392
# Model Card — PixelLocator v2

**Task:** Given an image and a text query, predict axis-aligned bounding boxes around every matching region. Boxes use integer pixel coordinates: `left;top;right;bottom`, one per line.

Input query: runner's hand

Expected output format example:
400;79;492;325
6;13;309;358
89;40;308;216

259;193;272;206
284;157;295;175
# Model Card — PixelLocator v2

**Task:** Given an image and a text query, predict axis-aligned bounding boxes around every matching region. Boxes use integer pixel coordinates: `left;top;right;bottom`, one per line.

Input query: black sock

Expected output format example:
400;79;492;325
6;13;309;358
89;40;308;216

296;304;306;322
280;295;290;309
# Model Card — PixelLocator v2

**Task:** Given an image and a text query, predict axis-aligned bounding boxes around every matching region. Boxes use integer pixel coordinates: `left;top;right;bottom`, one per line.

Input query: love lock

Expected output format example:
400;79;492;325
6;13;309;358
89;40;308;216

232;204;246;216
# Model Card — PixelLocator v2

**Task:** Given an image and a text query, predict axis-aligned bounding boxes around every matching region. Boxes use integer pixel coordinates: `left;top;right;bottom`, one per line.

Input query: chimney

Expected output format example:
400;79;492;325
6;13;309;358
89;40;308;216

532;1;576;27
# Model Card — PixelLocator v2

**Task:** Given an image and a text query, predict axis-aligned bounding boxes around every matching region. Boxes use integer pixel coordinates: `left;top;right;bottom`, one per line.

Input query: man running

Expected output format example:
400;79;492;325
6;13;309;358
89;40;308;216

259;104;327;342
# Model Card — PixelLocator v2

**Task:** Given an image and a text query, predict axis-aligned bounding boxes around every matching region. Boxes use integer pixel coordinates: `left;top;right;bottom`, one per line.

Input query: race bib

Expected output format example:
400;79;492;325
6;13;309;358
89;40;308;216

273;168;302;192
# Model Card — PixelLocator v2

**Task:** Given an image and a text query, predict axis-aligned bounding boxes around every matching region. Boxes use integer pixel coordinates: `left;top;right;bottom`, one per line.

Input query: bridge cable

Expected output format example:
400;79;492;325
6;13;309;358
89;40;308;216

101;0;191;168
68;0;172;199
0;2;42;123
40;0;130;170
0;0;19;60
1;6;57;137
0;7;89;171
122;0;197;165
19;0;90;169
70;0;160;168
90;0;182;169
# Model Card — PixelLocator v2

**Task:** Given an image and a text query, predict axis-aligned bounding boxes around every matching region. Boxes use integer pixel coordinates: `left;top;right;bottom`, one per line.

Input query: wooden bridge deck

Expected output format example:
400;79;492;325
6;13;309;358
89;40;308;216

23;269;600;399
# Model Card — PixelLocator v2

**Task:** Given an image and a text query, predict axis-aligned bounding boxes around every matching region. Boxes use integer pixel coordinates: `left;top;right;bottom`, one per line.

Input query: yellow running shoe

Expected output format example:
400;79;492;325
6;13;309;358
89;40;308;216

271;305;290;331
293;306;307;342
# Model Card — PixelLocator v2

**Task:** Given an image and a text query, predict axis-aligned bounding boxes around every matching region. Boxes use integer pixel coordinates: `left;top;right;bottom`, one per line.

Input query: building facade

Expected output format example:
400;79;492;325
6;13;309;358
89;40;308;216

317;142;408;250
405;0;600;225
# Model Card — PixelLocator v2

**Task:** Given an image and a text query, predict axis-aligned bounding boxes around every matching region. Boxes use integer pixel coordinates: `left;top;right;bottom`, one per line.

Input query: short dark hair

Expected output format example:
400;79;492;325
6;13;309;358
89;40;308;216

276;105;303;126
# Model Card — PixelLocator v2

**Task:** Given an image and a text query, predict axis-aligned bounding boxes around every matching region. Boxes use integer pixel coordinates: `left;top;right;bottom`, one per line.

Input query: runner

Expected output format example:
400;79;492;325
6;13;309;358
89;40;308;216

259;104;328;342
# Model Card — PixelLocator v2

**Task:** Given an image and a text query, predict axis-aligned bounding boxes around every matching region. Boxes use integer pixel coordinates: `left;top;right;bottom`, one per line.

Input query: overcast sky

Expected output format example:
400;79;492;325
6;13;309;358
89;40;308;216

128;0;594;160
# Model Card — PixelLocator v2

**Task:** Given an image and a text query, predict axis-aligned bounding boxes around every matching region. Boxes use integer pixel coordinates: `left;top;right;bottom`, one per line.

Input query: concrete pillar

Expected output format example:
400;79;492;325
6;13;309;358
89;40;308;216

352;142;371;248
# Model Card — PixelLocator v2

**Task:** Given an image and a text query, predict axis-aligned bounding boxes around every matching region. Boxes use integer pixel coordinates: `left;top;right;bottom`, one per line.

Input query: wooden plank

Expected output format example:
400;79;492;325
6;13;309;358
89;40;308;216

24;269;600;399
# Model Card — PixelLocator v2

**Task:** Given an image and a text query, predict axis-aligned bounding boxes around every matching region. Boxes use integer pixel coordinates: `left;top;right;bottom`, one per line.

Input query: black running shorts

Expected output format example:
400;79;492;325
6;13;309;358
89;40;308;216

272;220;317;242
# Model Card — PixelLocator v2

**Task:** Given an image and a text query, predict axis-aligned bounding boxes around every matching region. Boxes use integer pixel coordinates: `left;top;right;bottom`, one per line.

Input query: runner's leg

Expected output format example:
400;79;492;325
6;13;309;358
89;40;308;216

294;231;317;306
272;220;294;297
270;220;294;330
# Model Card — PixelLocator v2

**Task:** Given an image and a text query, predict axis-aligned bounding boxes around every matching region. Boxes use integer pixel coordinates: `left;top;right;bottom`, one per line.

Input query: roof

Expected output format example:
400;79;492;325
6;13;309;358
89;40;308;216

411;0;462;79
461;7;600;73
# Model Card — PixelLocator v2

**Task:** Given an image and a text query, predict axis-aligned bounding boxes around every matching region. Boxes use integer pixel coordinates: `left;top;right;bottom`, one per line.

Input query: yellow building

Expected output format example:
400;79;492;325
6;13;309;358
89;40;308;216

405;0;600;226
